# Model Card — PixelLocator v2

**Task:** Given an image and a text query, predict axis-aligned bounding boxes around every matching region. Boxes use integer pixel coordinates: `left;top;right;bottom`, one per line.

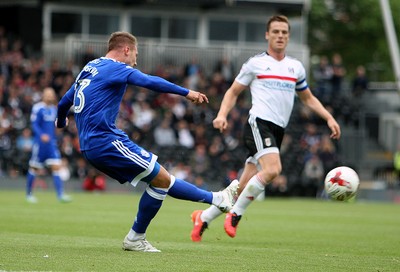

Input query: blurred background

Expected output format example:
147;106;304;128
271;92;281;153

0;0;399;202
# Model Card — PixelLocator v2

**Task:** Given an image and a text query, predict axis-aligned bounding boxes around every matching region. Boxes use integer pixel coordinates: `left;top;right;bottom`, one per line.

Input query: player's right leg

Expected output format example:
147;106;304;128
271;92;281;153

167;175;238;212
82;139;166;252
26;147;42;203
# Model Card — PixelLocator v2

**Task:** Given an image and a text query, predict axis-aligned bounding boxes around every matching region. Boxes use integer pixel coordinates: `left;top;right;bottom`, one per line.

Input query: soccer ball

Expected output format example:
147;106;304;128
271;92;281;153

324;166;360;201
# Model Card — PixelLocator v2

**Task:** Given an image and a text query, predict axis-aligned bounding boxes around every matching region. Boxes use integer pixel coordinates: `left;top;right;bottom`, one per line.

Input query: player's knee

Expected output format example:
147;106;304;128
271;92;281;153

260;167;281;183
149;168;172;189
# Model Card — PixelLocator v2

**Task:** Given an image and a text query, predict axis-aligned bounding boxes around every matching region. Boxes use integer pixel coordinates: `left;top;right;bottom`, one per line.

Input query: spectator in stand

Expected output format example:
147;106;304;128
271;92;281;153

80;46;97;68
16;127;34;173
318;134;339;174
82;168;106;192
348;65;368;127
194;175;208;190
214;56;235;87
170;161;192;181
184;57;202;90
331;53;346;99
153;116;177;147
312;55;332;103
300;123;321;150
73;157;89;180
176;119;195;148
302;154;325;197
352;65;368;98
189;144;210;178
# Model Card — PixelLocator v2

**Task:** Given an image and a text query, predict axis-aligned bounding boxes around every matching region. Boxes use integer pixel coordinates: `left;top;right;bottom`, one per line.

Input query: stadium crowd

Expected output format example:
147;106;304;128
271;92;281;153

0;27;351;197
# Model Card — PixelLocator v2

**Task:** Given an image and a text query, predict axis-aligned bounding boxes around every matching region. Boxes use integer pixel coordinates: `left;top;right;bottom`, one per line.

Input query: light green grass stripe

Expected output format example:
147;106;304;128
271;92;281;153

0;190;399;272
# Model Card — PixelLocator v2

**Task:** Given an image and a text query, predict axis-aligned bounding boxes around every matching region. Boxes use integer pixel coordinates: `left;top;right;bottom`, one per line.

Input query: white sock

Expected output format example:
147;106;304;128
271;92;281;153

127;228;145;241
211;192;223;207
201;205;223;224
231;175;265;216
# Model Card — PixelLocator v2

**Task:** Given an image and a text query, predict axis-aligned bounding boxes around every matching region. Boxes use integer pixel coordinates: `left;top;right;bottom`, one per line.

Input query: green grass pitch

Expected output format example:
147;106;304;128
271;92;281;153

0;190;399;272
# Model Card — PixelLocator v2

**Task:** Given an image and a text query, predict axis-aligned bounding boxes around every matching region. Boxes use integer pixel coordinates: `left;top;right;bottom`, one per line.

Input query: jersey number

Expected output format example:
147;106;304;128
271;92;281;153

74;79;91;113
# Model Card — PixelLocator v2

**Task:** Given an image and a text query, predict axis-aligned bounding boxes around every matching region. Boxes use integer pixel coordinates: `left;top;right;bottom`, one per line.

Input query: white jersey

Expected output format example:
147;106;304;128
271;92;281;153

236;52;308;128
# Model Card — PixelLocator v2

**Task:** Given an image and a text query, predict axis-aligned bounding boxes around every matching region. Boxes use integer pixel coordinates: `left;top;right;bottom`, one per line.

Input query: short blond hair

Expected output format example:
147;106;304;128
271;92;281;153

107;31;137;52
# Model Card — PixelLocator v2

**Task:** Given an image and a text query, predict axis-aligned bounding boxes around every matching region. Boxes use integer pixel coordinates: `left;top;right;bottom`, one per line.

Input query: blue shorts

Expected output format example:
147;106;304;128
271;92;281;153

29;142;61;168
82;137;160;186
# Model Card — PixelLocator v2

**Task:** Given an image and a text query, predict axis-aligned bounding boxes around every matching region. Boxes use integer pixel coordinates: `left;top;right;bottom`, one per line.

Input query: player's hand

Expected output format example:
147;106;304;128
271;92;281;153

41;134;50;143
186;90;209;104
213;116;228;133
55;117;69;128
327;117;341;140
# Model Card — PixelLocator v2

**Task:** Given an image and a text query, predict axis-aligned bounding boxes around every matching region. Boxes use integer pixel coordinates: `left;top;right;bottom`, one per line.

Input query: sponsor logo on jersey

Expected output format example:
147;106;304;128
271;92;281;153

141;149;150;157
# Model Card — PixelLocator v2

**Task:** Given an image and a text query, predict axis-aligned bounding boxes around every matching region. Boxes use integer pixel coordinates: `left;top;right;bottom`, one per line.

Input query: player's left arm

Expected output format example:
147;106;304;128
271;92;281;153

297;88;341;140
127;69;208;104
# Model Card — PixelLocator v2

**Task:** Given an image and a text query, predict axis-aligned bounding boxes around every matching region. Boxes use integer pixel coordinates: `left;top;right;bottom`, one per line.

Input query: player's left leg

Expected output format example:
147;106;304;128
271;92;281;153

26;167;38;203
167;174;238;212
191;163;257;242
49;162;72;203
225;153;281;237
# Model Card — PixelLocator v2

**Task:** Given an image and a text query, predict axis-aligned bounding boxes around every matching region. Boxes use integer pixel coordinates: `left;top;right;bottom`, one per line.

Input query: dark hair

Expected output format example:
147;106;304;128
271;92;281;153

107;31;137;52
267;15;290;32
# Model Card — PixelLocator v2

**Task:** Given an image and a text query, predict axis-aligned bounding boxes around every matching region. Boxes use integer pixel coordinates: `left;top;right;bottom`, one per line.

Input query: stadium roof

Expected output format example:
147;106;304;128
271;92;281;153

1;0;310;11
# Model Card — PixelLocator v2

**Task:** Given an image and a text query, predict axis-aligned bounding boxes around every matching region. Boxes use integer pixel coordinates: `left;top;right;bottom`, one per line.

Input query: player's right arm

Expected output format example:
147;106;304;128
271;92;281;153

213;80;247;133
56;85;75;128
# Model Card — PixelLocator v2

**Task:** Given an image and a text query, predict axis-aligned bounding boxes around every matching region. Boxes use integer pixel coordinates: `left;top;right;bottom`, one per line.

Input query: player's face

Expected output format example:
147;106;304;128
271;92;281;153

42;88;56;105
265;21;289;53
128;45;138;67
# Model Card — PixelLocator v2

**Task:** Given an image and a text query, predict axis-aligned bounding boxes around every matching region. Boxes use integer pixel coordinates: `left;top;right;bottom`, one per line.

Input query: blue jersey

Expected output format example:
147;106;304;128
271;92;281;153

29;101;61;168
58;57;189;151
31;102;58;146
57;57;189;184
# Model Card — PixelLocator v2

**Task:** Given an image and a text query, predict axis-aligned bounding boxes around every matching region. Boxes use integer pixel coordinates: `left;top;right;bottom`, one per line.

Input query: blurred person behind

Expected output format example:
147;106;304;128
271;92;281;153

25;87;71;203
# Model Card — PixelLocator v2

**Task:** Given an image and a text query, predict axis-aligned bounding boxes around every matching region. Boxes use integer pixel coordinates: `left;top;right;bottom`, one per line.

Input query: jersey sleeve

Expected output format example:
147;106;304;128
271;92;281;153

56;84;75;128
235;60;254;86
295;62;308;92
126;68;189;96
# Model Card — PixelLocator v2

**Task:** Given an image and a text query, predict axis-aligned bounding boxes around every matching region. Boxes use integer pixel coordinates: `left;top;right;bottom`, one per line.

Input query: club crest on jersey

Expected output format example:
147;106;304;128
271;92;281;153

288;67;294;74
265;67;271;71
264;137;272;147
141;149;150;157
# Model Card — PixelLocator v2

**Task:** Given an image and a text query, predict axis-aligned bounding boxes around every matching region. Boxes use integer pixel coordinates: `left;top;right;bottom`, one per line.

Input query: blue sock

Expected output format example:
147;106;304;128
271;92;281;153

26;170;36;196
132;185;166;234
52;172;63;198
167;178;212;204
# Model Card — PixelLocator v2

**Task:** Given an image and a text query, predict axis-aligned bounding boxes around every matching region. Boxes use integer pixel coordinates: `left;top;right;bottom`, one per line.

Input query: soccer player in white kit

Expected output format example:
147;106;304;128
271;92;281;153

191;15;341;241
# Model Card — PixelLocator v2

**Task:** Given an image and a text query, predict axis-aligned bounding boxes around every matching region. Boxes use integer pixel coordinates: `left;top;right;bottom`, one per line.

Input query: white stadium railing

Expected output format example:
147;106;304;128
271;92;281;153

43;35;310;75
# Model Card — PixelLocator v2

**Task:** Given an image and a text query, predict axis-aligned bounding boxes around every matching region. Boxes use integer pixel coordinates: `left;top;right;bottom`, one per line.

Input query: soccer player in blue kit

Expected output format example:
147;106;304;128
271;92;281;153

26;87;71;203
56;31;238;252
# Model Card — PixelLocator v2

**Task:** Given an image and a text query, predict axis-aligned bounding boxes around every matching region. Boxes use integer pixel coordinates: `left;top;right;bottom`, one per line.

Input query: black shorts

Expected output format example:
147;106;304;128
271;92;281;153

243;115;284;162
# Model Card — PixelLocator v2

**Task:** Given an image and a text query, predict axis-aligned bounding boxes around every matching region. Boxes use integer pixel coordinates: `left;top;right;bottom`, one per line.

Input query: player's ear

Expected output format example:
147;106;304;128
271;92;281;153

123;45;130;55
